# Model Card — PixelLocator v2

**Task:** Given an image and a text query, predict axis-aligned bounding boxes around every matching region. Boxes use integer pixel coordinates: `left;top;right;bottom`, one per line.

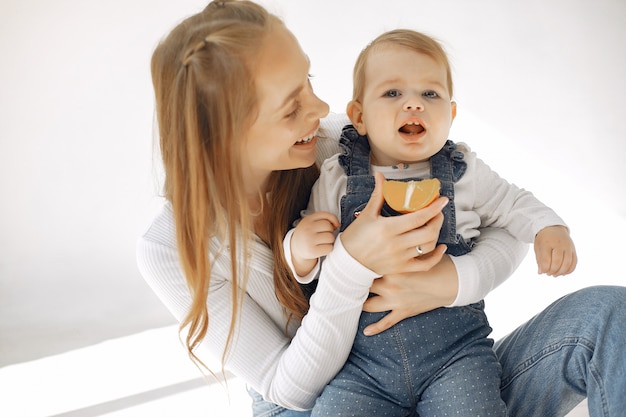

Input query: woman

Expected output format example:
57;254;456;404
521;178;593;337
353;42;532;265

138;1;626;416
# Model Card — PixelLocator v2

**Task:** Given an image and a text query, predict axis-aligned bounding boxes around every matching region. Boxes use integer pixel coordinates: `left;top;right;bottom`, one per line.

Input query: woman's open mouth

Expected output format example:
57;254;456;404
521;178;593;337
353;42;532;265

295;133;314;144
295;127;318;145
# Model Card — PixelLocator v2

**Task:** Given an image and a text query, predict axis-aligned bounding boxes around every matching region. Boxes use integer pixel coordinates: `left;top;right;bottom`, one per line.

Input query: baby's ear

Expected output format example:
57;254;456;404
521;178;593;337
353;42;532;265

450;101;457;123
346;100;367;135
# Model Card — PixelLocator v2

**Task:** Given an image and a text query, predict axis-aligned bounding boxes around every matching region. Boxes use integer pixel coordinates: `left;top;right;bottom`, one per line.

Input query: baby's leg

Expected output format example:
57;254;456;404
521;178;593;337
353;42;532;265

310;372;407;417
415;333;507;416
311;311;412;417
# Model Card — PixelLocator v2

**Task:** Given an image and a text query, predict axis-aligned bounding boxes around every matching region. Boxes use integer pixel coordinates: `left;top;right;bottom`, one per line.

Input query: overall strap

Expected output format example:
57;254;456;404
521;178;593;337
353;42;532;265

431;140;472;256
338;125;371;176
338;125;375;232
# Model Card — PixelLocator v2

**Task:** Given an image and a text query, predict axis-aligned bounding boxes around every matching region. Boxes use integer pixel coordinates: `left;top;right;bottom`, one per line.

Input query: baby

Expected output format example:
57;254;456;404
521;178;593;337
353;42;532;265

285;29;576;415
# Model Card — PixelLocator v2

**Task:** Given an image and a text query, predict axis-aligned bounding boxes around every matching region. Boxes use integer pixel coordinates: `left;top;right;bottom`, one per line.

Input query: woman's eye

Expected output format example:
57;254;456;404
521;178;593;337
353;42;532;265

286;103;301;119
423;90;439;99
384;90;401;98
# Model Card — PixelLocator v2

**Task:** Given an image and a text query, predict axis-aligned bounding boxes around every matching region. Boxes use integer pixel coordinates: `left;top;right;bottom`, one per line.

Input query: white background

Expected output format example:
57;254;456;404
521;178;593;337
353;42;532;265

1;0;624;415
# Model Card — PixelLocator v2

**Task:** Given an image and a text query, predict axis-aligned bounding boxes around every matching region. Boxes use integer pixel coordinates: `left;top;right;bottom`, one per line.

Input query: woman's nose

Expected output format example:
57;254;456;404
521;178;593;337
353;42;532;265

310;92;330;119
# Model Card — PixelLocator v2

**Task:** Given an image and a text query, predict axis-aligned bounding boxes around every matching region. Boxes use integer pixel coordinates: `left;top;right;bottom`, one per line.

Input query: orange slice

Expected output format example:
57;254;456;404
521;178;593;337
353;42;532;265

383;178;440;213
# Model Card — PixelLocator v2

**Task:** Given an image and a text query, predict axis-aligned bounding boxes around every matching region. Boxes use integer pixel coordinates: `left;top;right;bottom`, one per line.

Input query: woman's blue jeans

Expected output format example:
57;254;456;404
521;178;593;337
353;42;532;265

249;285;626;417
495;285;626;417
248;388;311;417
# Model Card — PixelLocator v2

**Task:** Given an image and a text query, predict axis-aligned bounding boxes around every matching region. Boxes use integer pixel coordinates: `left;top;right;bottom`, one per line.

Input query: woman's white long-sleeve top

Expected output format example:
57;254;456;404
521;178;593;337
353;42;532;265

136;113;528;410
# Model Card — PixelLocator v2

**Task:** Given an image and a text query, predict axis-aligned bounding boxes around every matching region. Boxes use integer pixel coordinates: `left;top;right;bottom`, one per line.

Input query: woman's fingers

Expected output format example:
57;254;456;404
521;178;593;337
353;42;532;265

380;196;448;237
402;211;445;257
354;172;386;220
341;173;449;275
362;255;459;335
362;310;406;336
406;243;447;271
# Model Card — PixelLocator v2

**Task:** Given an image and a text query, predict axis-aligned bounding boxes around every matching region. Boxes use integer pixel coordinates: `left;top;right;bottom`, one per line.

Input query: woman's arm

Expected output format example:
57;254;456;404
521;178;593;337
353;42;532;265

362;227;528;335
137;206;377;410
137;182;446;410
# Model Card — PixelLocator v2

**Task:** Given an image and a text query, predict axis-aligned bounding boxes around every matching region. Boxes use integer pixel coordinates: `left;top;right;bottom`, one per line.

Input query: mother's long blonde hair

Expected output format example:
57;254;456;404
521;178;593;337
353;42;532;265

150;0;317;371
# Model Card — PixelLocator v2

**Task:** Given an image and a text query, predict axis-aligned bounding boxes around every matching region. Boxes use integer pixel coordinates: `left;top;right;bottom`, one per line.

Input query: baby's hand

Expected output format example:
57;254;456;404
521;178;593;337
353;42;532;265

291;212;340;277
534;225;577;277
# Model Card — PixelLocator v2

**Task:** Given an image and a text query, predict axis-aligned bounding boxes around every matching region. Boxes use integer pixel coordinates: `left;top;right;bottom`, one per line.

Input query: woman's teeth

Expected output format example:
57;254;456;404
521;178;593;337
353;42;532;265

296;133;314;144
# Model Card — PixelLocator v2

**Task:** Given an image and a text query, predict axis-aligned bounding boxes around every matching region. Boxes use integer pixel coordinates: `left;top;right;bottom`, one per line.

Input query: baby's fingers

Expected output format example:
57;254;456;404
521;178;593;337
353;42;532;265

307;211;340;230
538;248;578;277
552;250;578;276
535;245;551;275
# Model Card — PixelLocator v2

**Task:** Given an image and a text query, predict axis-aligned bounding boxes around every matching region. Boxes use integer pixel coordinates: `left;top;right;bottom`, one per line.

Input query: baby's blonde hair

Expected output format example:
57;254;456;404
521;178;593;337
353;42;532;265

151;0;316;375
352;29;454;102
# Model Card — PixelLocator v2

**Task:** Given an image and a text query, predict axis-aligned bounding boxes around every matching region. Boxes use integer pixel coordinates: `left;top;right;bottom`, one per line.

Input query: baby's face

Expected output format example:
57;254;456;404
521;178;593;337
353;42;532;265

355;45;455;166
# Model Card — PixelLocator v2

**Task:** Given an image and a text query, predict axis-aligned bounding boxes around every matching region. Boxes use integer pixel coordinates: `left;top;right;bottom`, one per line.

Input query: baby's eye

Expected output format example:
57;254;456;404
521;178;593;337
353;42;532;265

423;90;439;99
384;90;401;98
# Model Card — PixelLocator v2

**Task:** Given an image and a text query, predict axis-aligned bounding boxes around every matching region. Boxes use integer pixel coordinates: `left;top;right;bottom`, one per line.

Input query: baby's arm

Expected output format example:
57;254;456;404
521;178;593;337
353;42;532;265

534;225;577;276
467;146;577;277
290;212;340;277
284;155;345;280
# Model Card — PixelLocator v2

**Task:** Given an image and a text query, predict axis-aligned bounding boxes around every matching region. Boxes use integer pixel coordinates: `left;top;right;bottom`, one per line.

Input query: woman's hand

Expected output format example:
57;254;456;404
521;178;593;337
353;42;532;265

362;255;459;336
340;172;448;276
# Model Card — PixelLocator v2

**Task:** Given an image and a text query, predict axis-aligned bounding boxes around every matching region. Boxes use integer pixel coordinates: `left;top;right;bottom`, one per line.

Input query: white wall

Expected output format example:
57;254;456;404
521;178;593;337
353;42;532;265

1;0;624;365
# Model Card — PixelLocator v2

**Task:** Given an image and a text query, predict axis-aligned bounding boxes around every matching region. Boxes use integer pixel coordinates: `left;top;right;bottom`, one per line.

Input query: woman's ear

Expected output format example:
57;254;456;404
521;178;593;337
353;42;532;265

347;100;367;135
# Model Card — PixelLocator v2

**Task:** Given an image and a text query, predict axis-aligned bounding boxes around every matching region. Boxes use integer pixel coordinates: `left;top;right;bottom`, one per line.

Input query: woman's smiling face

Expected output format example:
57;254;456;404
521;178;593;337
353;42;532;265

242;23;329;191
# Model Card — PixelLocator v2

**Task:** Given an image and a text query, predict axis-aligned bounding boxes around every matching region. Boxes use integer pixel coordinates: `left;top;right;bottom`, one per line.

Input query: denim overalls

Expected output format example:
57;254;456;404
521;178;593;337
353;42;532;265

311;126;507;416
337;125;472;255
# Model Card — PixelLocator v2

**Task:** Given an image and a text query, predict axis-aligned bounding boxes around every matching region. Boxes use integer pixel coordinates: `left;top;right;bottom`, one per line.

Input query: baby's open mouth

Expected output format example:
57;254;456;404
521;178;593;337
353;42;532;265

399;121;425;135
